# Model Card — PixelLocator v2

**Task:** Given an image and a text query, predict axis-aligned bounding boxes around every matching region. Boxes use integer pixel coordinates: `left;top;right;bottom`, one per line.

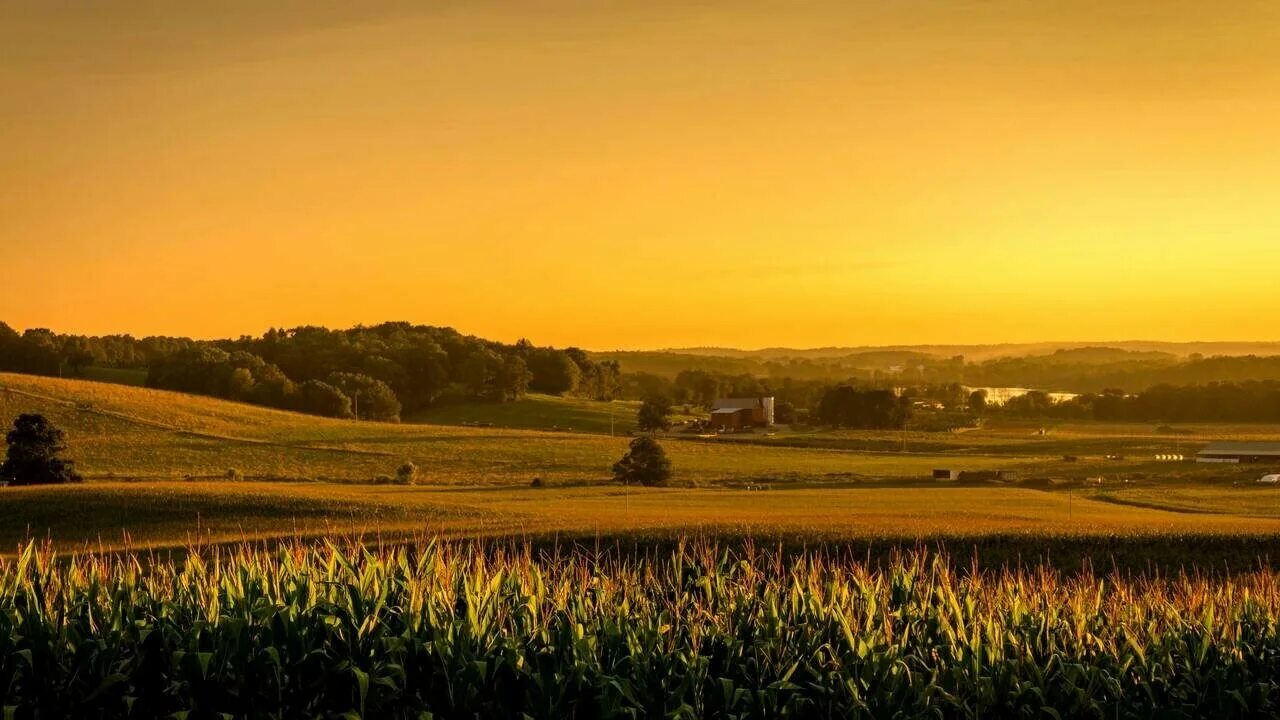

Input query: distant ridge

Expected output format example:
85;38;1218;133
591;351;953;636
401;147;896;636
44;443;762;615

650;341;1280;362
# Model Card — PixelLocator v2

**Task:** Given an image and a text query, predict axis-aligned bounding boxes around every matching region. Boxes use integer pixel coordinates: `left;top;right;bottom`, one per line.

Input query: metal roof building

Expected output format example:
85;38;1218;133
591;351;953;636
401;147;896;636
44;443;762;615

709;397;775;428
1197;442;1280;464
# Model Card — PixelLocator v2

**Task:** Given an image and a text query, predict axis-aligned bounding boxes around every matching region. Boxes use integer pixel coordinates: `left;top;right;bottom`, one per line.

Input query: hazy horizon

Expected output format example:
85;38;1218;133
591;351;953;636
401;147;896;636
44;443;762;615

4;317;1280;356
4;0;1279;348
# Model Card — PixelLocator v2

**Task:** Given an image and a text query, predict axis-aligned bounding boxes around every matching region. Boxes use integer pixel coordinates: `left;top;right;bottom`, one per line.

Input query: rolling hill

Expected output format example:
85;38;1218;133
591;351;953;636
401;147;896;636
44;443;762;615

2;373;1280;552
655;341;1280;362
0;372;983;485
404;392;698;435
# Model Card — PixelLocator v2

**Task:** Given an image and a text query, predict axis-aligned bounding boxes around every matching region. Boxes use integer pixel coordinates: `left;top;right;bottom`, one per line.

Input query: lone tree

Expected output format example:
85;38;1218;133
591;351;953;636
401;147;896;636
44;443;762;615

612;436;671;487
1;414;82;486
636;394;673;433
968;389;988;415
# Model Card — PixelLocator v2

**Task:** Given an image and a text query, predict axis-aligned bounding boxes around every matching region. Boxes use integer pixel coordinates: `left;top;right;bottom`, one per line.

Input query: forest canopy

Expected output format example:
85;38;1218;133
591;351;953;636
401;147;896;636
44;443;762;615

6;321;1280;425
0;322;620;422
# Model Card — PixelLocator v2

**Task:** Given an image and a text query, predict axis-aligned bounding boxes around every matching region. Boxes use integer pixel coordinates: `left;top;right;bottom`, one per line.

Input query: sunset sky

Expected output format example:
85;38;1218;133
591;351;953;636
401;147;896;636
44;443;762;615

3;1;1279;349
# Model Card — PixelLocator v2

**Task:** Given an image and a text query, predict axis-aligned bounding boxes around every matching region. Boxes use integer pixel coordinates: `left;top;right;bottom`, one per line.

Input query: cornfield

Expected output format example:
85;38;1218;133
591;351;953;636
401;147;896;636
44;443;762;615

3;540;1280;718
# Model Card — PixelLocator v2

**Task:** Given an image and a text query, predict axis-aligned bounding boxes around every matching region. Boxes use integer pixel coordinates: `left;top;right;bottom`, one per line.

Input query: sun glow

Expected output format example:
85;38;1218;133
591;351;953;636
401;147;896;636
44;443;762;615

3;1;1279;347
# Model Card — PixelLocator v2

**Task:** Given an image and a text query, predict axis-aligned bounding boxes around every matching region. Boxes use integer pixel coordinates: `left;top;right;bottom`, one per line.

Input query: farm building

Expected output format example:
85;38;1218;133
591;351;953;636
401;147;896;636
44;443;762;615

709;397;775;430
1197;442;1280;464
934;469;1018;483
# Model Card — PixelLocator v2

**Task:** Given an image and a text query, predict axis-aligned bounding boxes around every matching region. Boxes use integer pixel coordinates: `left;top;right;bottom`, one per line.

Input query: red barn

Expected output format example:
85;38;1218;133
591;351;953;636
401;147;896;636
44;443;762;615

709;397;775;430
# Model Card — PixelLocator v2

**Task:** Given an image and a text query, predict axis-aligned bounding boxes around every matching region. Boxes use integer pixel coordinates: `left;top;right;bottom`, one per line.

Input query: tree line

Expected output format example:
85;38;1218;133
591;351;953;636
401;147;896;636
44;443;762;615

605;346;1280;395
998;381;1280;423
626;369;913;429
8;321;1280;427
0;322;621;422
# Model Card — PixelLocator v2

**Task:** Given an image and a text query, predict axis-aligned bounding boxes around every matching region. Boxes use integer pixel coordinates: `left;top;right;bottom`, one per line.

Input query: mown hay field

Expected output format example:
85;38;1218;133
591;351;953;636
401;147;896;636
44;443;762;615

0;373;1047;484
7;481;1280;554
1084;483;1280;518
719;418;1280;458
405;392;702;435
3;373;1280;557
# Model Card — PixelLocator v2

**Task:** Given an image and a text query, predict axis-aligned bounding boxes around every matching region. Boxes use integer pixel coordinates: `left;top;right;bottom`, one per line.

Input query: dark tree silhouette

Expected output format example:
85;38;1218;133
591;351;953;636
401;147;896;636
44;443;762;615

327;372;402;422
968;389;988;414
498;355;533;402
817;386;910;429
636;394;673;433
0;321;629;417
612;436;671;487
1;414;82;486
774;400;797;424
293;379;354;418
525;347;580;395
460;348;504;401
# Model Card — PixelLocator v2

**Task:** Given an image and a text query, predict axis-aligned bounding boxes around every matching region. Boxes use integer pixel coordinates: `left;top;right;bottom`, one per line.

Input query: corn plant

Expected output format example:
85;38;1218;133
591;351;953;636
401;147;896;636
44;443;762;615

0;539;1279;717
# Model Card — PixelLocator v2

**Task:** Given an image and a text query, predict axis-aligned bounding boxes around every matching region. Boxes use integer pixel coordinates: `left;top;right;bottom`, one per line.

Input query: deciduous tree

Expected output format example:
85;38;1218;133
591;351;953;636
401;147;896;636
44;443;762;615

637;394;673;433
612;436;671;487
0;414;81;486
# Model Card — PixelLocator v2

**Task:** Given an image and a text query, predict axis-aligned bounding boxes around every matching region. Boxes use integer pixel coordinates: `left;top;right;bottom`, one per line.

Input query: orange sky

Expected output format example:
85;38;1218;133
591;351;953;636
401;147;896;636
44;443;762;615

2;1;1279;349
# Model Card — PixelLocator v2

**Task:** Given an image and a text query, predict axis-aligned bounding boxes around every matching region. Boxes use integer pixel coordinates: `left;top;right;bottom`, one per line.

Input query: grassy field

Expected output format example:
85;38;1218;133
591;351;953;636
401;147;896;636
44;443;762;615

0;373;1053;485
717;418;1280;458
8;480;1280;555
3;372;1280;556
1084;482;1280;517
405;392;699;434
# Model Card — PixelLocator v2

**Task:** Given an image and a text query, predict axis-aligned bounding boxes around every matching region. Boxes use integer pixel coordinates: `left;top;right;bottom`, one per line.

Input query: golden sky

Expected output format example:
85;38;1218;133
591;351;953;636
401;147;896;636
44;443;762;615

2;1;1279;349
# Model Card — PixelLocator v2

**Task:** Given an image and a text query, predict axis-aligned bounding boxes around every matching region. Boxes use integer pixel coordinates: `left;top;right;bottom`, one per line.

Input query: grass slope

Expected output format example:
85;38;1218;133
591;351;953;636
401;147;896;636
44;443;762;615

406;393;683;435
4;372;1280;552
0;373;1030;485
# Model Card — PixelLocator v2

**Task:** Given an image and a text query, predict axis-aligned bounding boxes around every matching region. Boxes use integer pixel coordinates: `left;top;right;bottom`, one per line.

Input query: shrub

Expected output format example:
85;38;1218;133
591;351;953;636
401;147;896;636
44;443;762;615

395;461;417;485
530;476;544;488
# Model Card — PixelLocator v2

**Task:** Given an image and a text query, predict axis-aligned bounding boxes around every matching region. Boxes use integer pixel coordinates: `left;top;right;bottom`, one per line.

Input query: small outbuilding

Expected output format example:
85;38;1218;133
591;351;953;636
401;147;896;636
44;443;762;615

933;469;1017;483
960;470;1018;483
